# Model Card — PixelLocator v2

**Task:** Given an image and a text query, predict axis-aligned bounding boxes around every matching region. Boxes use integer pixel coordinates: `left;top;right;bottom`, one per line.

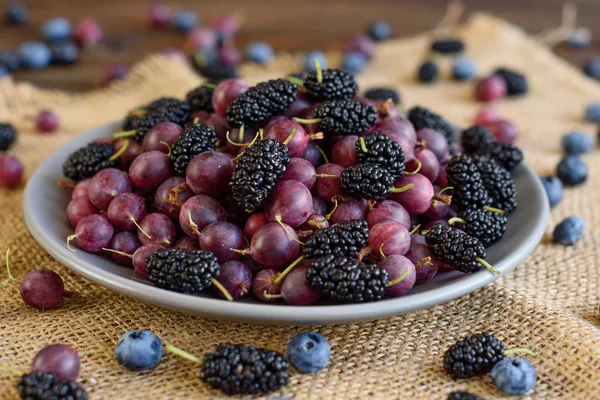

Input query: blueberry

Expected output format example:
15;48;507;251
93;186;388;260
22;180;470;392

5;2;28;25
286;331;330;373
342;52;368;74
50;41;79;65
246;42;274;65
540;176;563;208
0;50;21;72
583;58;600;79
566;28;591;49
0;65;8;78
173;10;199;33
561;131;593;154
553;216;585;246
368;21;391;41
556;155;587;186
18;41;51;70
491;358;536;395
42;17;72;42
114;329;163;371
584;103;600;122
304;51;327;72
451;57;477;81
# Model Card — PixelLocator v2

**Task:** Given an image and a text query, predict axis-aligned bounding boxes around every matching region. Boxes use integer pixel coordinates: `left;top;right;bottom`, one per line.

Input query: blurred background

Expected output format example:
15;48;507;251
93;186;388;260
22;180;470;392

0;0;598;91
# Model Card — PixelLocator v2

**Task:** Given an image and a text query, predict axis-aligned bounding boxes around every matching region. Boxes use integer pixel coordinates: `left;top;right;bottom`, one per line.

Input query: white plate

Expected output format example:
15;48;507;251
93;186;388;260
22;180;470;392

23;121;549;325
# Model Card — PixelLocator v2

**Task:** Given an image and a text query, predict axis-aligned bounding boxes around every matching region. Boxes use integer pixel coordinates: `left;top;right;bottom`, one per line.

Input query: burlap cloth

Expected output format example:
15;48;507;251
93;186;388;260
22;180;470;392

1;13;599;399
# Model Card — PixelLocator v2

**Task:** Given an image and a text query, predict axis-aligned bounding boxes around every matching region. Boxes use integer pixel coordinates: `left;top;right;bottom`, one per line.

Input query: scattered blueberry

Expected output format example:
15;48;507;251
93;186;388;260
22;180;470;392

561;131;593;154
18;41;52;70
114;329;163;371
42;17;72;42
246;42;274;65
0;50;21;72
172;10;199;33
540;176;563;208
584;103;600;122
0;65;8;78
553;216;585;246
368;20;391;41
566;27;591;49
5;2;28;25
583;58;600;79
342;52;368;74
303;51;327;72
417;60;438;83
286;331;331;373
50;41;79;65
491;358;536;395
451;57;477;80
556;155;587;186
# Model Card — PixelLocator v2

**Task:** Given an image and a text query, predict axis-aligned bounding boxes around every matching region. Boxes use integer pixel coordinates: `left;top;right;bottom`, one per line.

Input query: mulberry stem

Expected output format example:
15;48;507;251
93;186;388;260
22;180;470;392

388;267;409;287
165;345;203;365
483;205;507;215
476;257;500;275
313;173;339;178
113;130;136;139
0;249;19;288
504;348;534;356
390;183;415;193
433;194;452;205
102;248;133;258
359;137;369;153
211;278;233;301
273;256;305;285
313;59;323;84
285;76;304;86
201;82;217;89
448;217;466;226
109;139;129;161
293;117;322;125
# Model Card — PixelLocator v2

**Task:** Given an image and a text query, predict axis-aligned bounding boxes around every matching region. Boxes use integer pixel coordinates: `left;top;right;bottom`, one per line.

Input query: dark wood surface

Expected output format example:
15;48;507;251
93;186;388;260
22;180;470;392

1;0;598;92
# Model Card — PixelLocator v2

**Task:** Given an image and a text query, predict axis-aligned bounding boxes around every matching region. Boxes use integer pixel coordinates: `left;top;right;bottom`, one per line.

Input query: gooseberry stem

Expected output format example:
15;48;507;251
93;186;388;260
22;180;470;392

0;363;23;377
504;348;534;356
293;117;321;125
102;248;133;259
109;139;129;161
0;249;20;288
315;145;329;163
388;267;409;287
285;76;304;86
131;215;152;239
273;256;305;285
113;130;136;139
211;278;233;301
390;183;415;193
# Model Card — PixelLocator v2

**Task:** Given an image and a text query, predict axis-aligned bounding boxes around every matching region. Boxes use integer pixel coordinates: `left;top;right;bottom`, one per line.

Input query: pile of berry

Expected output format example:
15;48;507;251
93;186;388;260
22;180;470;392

60;64;523;306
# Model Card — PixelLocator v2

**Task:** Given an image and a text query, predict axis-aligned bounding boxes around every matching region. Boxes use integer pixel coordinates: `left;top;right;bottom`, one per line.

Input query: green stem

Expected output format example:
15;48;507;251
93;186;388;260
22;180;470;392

211;278;233;301
263;291;283;299
102;248;133;259
448;217;466;226
109;139;129;161
0;249;19;288
406;159;422;174
409;224;421;236
274;216;305;246
237;124;244;143
476;257;500;275
201;82;217;89
314;59;323;84
66;235;77;253
388;267;409;287
313;174;339;178
286;76;304;86
324;198;339;220
165;345;203;364
293;117;321;125
160;141;172;157
131;216;152;239
113;130;136;139
504;348;534;356
359;137;368;153
390;183;414;193
315;145;329;164
273;256;305;285
283;127;297;145
483;205;507;215
0;363;23;377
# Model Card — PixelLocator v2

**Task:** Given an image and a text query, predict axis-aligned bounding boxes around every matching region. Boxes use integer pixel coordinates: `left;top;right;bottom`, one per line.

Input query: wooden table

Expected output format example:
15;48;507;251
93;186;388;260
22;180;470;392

0;0;597;92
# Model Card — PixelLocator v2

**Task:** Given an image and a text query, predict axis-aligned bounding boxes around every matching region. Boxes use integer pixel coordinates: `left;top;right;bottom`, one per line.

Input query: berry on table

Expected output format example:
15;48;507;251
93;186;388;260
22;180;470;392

363;87;400;105
5;2;28;25
552;216;584;246
343;34;375;60
451;57;477;80
585;102;600;122
20;269;65;310
303;62;358;102
430;39;465;55
50;40;80;65
368;20;391;41
491;357;536;395
567;27;591;48
73;17;103;47
0;154;23;188
148;2;171;29
583;58;600;79
32;344;80;381
62;142;118;182
342;52;368;74
286;331;331;373
35;109;60;133
540;176;563;208
217;46;242;66
42;17;72;42
0;50;21;72
18;41;52;69
246;42;274;64
172;9;198;32
303;51;328;72
475;75;507;102
443;332;505;379
561;131;593;154
417;60;439;83
101;64;128;85
447;392;484;400
556;155;587;186
493;67;528;96
114;329;163;371
18;371;87;400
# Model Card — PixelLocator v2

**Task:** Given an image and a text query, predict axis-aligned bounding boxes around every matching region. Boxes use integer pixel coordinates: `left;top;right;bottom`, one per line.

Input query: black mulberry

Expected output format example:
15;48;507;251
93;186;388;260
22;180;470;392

62;142;118;182
446;154;492;211
201;344;289;395
451;208;508;247
306;254;388;303
494;68;527;96
488;142;523;171
363;87;400;104
146;248;220;293
0;122;17;151
170;123;218;175
431;39;465;54
185;84;215;113
145;97;191;126
417;60;439;83
231;139;290;212
447;391;485;400
192;59;238;81
226;79;298;127
133;108;172;143
461;125;495;154
425;223;494;274
443;332;506;379
408;106;454;142
340;164;396;200
304;67;358;101
305;99;378;135
474;156;518;214
17;371;88;400
303;219;370;259
355;133;405;178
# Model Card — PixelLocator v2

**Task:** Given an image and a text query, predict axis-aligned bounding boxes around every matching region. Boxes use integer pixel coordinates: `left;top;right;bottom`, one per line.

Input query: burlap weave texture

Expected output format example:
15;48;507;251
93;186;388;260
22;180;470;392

1;13;599;399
